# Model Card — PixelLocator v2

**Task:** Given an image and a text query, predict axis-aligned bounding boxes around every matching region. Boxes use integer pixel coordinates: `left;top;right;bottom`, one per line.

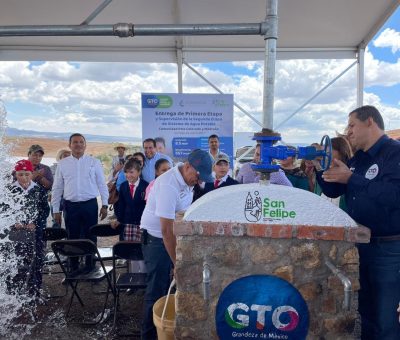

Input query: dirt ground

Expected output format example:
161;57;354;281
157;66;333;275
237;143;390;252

5;136;120;158
5;234;144;340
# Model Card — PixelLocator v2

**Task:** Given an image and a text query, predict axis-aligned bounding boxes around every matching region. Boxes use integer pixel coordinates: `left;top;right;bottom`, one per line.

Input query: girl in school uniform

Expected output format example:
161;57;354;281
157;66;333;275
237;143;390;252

111;159;148;241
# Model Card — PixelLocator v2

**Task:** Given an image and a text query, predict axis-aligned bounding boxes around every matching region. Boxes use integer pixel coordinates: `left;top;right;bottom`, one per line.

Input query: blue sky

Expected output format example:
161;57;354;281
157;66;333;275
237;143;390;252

0;6;399;144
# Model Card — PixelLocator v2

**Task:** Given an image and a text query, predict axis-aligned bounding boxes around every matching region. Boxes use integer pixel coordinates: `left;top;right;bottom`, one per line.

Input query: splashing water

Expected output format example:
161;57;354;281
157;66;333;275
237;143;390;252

0;101;37;337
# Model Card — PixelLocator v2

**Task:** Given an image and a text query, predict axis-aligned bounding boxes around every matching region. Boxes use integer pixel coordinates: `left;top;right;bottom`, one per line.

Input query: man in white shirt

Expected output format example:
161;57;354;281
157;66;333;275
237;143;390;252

51;133;109;273
140;149;213;339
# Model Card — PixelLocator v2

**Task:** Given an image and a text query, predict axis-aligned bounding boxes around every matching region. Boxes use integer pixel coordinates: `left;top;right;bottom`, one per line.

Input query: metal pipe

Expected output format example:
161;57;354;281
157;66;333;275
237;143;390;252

203;262;211;301
325;260;352;311
262;0;278;130
275;60;357;130
177;49;183;93
81;0;114;25
357;48;365;107
0;23;265;38
184;62;263;127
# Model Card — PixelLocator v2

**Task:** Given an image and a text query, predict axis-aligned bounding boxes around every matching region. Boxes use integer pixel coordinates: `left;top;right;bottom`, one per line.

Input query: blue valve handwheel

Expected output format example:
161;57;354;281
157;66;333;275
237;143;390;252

320;135;332;171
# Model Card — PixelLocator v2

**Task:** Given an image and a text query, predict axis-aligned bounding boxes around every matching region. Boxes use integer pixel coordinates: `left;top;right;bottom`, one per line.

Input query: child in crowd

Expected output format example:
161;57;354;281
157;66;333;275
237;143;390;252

203;153;238;194
313;136;353;211
111;159;148;241
279;146;309;190
115;153;146;191
145;158;171;200
1;160;50;298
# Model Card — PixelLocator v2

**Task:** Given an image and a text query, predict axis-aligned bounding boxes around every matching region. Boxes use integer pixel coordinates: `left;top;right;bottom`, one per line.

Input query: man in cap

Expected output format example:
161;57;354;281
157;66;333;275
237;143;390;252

27;144;53;191
139;149;213;339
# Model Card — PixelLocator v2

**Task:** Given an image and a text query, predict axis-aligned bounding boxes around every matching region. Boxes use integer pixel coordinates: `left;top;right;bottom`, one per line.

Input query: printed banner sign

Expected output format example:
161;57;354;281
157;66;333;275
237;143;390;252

141;93;233;163
216;275;309;340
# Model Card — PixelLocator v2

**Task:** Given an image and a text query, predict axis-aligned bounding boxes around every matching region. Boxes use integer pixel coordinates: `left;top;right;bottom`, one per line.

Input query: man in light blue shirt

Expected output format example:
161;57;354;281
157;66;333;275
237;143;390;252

141;138;173;183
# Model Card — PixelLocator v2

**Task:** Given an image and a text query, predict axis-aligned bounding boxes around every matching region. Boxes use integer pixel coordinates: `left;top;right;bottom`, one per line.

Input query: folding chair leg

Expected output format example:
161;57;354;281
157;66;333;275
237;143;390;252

111;288;119;331
66;281;84;317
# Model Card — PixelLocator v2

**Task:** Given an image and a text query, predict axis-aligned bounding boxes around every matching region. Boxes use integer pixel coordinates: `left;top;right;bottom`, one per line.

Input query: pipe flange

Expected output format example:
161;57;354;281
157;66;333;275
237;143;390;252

113;23;133;37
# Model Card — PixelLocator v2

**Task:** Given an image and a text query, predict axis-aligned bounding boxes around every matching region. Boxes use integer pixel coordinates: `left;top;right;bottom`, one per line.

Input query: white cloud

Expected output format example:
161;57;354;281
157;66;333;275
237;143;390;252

373;28;400;53
1;47;400;144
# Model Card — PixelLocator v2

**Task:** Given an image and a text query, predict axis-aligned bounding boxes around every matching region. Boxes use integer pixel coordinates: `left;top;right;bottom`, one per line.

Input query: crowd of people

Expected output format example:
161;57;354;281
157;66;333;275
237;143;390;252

0;105;399;339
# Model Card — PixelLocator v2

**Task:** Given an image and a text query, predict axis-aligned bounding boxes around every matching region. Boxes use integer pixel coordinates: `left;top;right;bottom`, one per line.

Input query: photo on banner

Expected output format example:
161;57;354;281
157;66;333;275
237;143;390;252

141;93;234;166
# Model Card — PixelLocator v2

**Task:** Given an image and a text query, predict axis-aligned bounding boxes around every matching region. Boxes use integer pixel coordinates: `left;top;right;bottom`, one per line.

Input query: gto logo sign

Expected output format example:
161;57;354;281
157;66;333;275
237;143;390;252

216;275;309;339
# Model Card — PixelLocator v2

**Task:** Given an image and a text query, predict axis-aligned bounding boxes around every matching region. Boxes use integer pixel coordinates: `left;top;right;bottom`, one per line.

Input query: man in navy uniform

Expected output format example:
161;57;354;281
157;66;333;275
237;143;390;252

317;105;400;339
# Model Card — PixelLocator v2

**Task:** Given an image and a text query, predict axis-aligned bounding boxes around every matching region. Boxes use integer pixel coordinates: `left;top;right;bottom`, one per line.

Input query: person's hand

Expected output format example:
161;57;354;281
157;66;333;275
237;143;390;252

99;206;108;220
54;212;62;226
110;220;120;229
14;223;24;229
26;223;36;231
322;159;352;184
31;171;42;181
304;161;315;178
114;163;124;174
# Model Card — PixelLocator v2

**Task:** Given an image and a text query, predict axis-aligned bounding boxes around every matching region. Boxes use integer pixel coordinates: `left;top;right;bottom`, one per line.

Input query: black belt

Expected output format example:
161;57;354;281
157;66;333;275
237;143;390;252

64;198;96;205
141;229;163;245
370;234;400;243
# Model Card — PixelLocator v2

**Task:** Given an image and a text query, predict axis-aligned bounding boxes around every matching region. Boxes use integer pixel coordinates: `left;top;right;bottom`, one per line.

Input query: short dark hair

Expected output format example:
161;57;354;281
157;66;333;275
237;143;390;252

133;152;145;164
124;158;142;173
350;105;385;130
143;138;156;147
155;137;166;147
69;133;86;144
208;134;219;141
155;158;170;172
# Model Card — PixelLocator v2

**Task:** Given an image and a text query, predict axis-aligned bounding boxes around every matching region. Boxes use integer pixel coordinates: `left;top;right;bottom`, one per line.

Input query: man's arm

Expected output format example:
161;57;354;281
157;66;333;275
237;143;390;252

160;217;176;265
315;160;347;198
94;158;109;206
51;164;64;225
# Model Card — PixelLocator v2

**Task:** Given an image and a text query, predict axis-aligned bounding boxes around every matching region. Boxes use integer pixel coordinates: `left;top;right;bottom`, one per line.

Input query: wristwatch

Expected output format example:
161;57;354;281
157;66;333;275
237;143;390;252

102;205;108;209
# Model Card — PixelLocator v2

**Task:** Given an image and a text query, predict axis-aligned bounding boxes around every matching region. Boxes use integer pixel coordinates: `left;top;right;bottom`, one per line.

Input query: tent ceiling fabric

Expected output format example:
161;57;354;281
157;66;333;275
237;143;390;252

0;0;398;62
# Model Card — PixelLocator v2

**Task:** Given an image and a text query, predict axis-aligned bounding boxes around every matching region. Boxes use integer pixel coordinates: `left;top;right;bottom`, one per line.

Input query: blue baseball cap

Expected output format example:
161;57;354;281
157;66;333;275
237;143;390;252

188;149;214;183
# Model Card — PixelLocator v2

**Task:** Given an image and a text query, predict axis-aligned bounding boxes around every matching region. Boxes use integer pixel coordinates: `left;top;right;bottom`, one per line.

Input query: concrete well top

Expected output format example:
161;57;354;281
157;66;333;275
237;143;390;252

176;184;370;243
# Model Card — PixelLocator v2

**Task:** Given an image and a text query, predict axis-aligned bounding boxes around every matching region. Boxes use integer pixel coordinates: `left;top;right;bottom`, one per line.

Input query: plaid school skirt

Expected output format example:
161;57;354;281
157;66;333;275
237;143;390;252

123;224;141;242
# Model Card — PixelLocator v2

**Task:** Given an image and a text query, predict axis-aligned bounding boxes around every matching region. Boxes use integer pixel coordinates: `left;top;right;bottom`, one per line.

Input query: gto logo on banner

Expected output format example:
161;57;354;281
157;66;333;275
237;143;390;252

216;275;309;339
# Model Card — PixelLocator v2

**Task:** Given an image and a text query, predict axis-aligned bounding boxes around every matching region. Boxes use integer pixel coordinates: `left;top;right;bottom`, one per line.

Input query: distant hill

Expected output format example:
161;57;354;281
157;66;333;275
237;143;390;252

5;127;141;144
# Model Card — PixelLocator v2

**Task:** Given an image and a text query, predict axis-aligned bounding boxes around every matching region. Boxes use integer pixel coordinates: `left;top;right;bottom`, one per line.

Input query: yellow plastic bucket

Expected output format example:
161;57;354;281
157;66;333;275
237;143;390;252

153;294;175;339
153;280;176;340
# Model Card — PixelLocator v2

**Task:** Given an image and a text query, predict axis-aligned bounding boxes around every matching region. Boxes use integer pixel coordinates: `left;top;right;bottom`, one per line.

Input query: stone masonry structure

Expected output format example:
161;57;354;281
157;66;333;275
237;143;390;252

173;219;370;340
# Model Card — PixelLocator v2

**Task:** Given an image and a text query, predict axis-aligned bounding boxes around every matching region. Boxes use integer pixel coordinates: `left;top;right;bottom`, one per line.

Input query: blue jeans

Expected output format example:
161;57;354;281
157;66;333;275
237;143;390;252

358;241;400;340
141;234;172;340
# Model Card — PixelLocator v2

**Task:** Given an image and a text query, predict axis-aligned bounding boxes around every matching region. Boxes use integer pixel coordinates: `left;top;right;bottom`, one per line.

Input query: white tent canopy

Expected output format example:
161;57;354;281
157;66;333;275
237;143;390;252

0;0;399;62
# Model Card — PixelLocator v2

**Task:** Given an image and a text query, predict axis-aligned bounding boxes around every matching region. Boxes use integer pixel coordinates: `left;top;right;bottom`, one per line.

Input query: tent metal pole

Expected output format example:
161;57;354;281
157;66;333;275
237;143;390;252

0;23;266;37
357;48;365;107
262;0;278;130
275;60;357;130
80;0;114;25
184;61;263;127
177;49;183;93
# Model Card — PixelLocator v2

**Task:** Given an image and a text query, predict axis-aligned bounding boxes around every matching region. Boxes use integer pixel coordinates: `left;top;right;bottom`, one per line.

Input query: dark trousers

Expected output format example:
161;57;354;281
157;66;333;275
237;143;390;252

63;198;98;271
358;241;400;340
141;234;172;340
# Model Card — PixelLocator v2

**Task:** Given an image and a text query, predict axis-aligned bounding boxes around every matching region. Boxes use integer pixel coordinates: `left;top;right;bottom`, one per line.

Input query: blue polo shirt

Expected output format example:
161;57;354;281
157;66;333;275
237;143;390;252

317;135;400;237
141;152;173;183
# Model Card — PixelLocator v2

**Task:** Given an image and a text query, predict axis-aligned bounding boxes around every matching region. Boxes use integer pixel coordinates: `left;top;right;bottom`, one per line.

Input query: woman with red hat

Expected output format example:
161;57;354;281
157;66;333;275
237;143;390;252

1;159;50;299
